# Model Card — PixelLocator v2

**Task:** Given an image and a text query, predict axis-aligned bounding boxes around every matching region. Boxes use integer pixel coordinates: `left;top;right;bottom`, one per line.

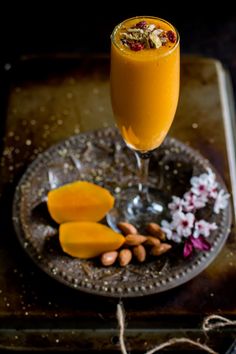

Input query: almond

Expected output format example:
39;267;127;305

100;251;118;266
150;243;172;256
133;245;146;262
147;222;166;241
145;236;161;247
119;249;132;266
125;234;147;246
117;222;138;235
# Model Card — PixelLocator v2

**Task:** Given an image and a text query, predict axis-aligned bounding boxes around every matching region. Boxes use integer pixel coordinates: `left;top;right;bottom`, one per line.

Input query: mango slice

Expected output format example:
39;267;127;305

47;181;114;223
59;222;125;259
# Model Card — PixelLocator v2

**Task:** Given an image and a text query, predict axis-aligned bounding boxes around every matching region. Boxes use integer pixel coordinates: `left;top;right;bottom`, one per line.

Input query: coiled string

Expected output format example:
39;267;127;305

116;303;236;354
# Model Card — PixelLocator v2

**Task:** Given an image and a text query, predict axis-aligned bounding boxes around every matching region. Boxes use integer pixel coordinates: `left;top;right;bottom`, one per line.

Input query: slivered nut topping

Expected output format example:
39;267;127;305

120;20;176;51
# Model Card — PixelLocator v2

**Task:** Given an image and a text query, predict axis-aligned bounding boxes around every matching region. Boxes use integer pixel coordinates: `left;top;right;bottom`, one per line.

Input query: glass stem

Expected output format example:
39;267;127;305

134;151;151;200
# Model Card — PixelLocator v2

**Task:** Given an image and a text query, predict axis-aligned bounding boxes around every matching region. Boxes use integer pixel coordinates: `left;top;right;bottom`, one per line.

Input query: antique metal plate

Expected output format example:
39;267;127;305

12;127;232;297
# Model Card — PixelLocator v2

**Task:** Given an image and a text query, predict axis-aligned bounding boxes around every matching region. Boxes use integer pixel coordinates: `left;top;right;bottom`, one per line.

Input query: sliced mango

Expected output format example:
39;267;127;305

59;222;125;259
47;181;114;223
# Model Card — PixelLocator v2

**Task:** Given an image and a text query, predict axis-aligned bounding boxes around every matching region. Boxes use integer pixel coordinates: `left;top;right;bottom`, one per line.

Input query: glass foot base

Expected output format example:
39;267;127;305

106;187;169;233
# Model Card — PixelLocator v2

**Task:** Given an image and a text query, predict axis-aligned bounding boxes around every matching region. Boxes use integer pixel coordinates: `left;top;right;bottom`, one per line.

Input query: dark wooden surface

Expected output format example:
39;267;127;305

0;55;235;352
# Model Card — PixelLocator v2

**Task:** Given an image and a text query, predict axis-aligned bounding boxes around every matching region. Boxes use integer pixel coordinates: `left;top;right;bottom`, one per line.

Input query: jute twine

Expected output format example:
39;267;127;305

116;303;236;354
203;315;236;332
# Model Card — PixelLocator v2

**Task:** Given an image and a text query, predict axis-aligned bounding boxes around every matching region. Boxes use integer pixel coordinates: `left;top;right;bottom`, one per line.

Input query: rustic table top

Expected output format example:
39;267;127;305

0;54;235;353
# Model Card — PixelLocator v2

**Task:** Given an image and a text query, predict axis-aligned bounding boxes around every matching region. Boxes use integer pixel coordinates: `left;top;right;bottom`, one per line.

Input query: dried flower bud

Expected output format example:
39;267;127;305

129;42;145;51
135;21;147;29
167;30;176;43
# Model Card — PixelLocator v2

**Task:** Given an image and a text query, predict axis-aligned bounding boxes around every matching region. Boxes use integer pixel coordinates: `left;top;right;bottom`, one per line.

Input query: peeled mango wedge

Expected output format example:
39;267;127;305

47;181;114;223
59;222;125;259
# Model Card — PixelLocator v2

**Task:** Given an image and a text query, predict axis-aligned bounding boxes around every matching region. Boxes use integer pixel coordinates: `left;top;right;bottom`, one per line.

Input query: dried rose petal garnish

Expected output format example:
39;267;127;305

167;30;177;43
129;42;145;51
120;20;177;51
135;21;147;29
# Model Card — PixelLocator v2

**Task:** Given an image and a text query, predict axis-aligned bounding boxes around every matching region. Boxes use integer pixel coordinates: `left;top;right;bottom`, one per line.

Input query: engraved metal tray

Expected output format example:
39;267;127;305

12;127;232;298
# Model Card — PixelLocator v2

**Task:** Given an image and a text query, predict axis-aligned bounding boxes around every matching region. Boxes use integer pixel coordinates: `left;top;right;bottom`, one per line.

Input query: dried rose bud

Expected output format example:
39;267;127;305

135;21;147;29
167;30;176;43
129;42;144;51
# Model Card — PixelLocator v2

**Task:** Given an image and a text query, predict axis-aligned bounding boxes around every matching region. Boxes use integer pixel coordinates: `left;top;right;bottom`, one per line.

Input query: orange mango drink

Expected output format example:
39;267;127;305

110;17;180;152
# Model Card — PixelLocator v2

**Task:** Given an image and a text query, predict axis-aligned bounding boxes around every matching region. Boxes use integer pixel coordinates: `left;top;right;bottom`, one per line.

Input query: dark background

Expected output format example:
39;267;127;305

0;2;236;95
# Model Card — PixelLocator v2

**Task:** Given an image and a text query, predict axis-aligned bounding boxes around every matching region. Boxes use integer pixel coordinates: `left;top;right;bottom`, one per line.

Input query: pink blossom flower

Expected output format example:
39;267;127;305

208;187;218;199
214;189;230;214
171;232;182;243
191;175;210;199
193;220;217;238
168;196;183;213
205;168;218;189
206;168;216;181
190;168;218;200
161;220;173;240
161;220;182;243
172;211;195;237
182;191;207;212
162;169;230;256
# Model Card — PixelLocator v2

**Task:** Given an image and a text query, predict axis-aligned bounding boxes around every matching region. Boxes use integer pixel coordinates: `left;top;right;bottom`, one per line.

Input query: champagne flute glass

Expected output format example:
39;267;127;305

107;16;180;231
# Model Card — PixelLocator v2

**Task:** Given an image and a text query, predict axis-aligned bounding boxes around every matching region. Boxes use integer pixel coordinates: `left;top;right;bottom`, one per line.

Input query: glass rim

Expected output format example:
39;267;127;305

111;16;180;56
